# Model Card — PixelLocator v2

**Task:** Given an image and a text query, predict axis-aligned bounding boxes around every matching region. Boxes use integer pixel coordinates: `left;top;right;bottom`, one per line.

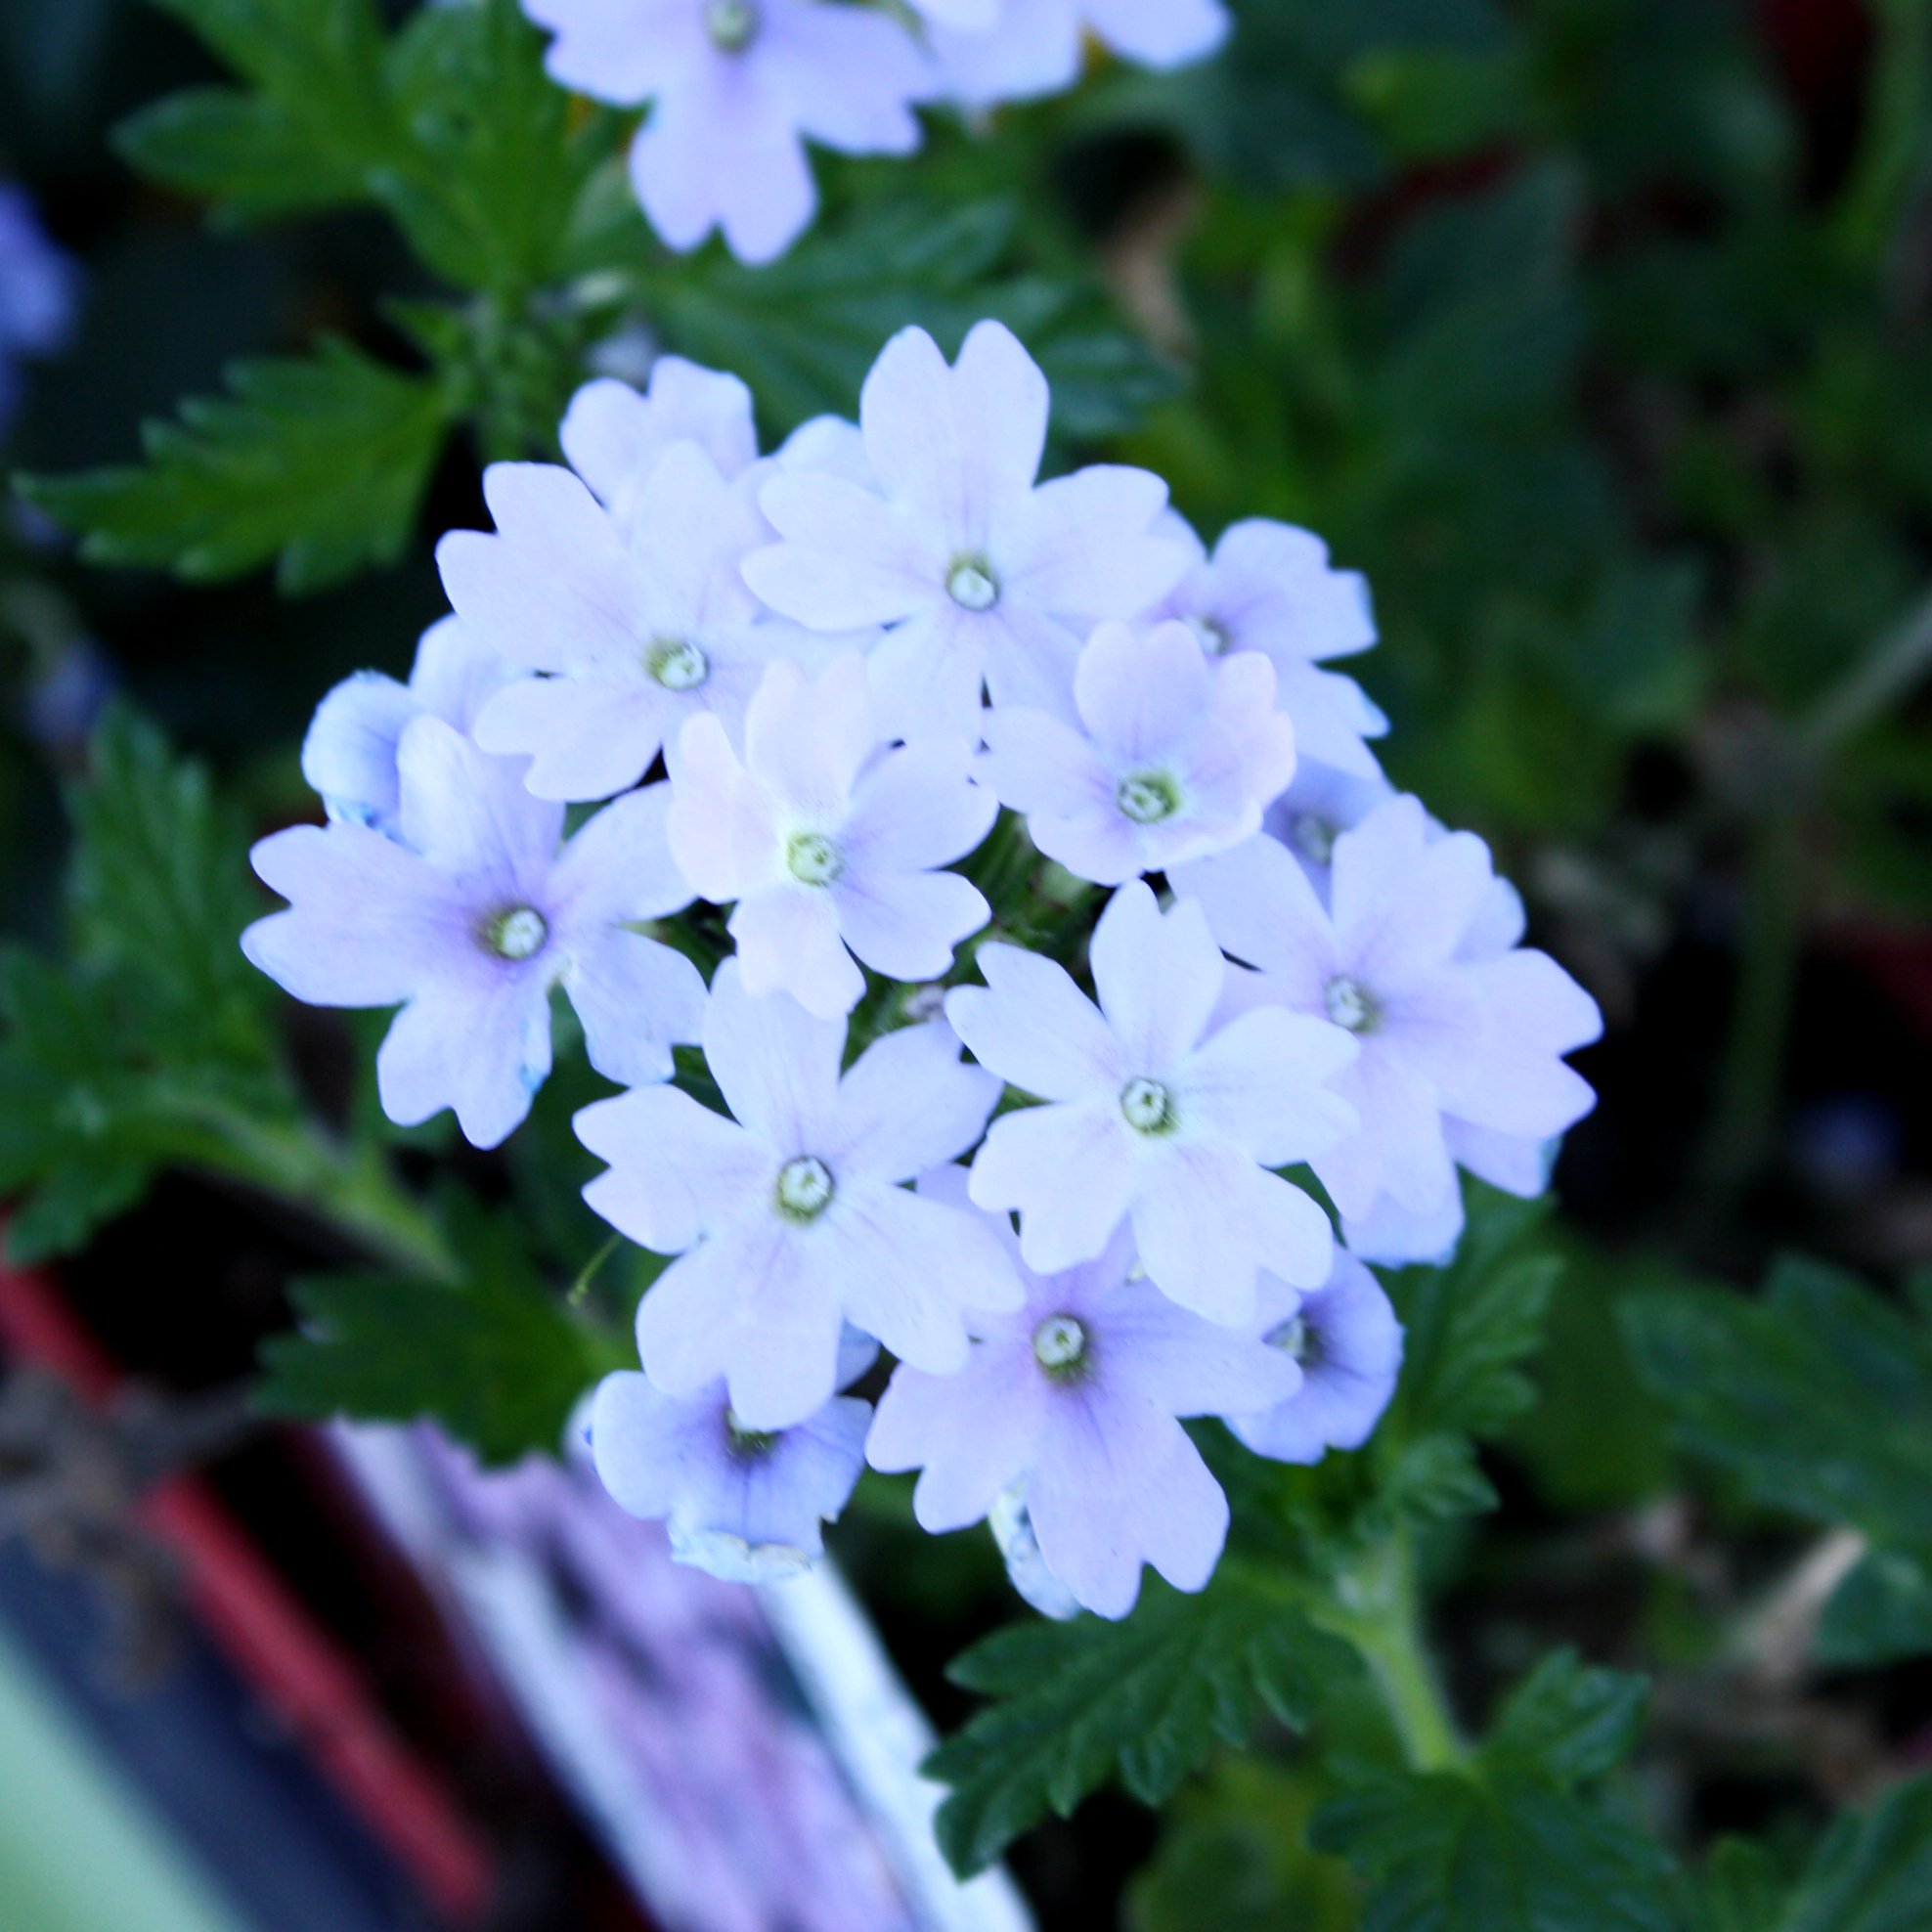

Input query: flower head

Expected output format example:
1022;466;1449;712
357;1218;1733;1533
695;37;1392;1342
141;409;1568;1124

523;0;935;264
589;1334;873;1582
668;654;996;1016
301;617;511;838
1175;796;1602;1230
926;0;1229;108
979;618;1296;885
576;963;1022;1428
244;719;705;1147
561;359;762;517
1263;758;1394;896
946;880;1356;1323
745;322;1191;739
1150;516;1386;779
439;439;836;802
868;1191;1298;1618
1226;1251;1403;1465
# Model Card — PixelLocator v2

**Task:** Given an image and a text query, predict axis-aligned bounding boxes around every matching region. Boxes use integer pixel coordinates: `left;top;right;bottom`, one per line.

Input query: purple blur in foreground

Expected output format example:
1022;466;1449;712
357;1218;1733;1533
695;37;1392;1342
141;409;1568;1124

244;720;705;1147
0;183;78;435
868;1187;1297;1619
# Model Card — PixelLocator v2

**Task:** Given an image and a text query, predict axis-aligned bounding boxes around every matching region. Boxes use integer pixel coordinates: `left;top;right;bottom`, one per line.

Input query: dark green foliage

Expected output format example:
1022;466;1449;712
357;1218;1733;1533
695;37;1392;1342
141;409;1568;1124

653;198;1180;441
1314;1651;1671;1932
925;1567;1352;1875
0;710;292;1260
20;340;457;593
1626;1257;1932;1672
259;1198;626;1466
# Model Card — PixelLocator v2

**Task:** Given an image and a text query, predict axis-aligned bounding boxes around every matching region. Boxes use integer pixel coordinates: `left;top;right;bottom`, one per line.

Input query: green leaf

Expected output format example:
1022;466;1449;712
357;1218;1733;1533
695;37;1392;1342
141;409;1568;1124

1314;1770;1677;1932
1777;1775;1932;1932
1816;1547;1932;1669
1482;1649;1649;1788
258;1198;627;1466
19;339;457;593
1621;1256;1932;1551
0;710;295;1260
926;1566;1352;1876
652;198;1178;442
115;0;392;220
1690;1838;1789;1932
1370;1183;1560;1523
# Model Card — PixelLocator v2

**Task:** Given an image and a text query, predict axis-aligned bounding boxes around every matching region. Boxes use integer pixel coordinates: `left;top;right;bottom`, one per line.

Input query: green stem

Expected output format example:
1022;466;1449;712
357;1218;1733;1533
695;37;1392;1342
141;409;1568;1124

1832;0;1932;271
1316;1531;1467;1773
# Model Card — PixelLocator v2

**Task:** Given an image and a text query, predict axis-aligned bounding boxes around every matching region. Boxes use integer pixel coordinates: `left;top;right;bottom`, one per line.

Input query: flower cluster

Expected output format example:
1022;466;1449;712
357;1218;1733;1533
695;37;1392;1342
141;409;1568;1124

246;319;1602;1617
519;0;1231;263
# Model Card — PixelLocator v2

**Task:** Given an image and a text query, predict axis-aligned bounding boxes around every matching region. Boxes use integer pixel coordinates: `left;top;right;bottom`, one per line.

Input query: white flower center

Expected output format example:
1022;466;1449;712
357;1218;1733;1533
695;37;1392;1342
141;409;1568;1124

774;1155;835;1223
1185;612;1233;656
1117;770;1183;825
946;559;1000;613
1032;1314;1088;1378
704;0;760;52
1325;974;1379;1033
1264;1315;1309;1362
485;905;549;961
785;830;844;887
645;637;710;691
1120;1076;1177;1136
1290;812;1339;866
725;1407;780;1458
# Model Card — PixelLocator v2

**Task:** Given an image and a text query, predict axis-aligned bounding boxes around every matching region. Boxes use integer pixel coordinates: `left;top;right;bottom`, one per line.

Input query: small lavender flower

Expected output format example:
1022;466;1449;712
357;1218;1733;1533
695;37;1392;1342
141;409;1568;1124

0;184;78;436
1174;796;1602;1230
745;321;1191;739
301;618;511;837
668;654;996;1017
1227;1252;1403;1465
576;963;1023;1428
244;719;705;1148
1263;758;1394;897
946;880;1356;1323
522;0;936;266
1150;516;1387;780
868;1201;1299;1619
589;1339;872;1582
927;0;1230;108
978;618;1296;886
561;359;762;519
439;441;835;802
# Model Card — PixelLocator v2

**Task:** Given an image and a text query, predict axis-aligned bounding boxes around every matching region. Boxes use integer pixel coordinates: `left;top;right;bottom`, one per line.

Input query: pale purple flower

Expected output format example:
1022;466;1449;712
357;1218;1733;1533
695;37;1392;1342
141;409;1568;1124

575;963;1023;1428
927;0;1229;108
301;617;511;837
1263;758;1394;896
522;0;936;266
439;441;836;802
946;880;1356;1324
0;184;78;435
244;718;705;1148
745;321;1192;739
867;1194;1298;1619
667;654;996;1017
561;359;762;518
979;617;1295;885
1174;796;1602;1229
1227;1252;1403;1465
589;1336;872;1581
1151;516;1386;779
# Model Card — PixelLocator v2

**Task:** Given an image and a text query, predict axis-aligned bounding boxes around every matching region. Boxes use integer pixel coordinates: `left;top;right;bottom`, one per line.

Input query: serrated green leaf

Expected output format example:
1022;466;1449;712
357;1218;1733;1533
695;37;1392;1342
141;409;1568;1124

118;0;392;219
19;338;456;593
926;1567;1352;1876
653;198;1178;441
258;1197;626;1466
1313;1770;1677;1932
1690;1838;1789;1932
1482;1649;1649;1788
1622;1256;1932;1551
